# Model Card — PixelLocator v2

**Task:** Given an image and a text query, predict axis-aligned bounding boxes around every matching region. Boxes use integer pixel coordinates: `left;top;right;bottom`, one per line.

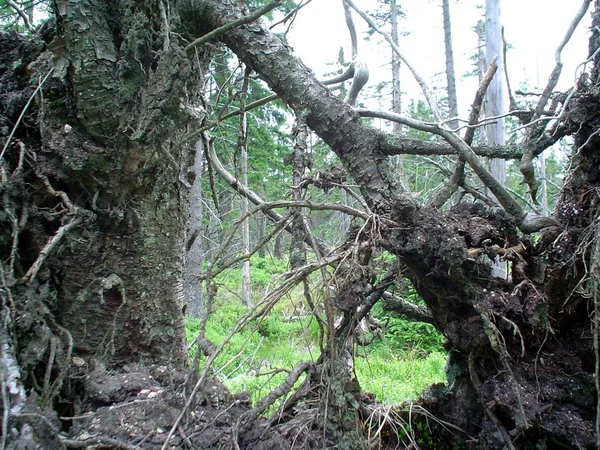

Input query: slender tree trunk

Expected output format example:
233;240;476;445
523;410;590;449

289;116;308;270
485;0;507;278
477;19;488;144
390;0;407;187
442;0;459;131
485;0;506;187
391;0;402;134
257;214;266;257
240;74;251;307
538;153;549;216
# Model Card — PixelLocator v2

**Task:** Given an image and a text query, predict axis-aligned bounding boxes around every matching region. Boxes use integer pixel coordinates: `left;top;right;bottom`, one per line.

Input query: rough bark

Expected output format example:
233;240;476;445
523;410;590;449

1;0;210;414
184;139;206;319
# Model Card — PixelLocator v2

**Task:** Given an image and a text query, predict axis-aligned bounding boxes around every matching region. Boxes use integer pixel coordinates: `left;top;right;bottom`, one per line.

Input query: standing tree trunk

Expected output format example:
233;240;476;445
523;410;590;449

485;0;507;278
1;0;211;385
485;0;506;187
390;0;407;188
390;0;402;134
442;0;459;131
240;70;251;307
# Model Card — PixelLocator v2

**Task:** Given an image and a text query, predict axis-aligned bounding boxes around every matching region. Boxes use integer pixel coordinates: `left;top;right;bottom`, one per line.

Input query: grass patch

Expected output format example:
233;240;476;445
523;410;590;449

355;345;446;403
186;299;319;405
187;256;446;406
186;301;447;407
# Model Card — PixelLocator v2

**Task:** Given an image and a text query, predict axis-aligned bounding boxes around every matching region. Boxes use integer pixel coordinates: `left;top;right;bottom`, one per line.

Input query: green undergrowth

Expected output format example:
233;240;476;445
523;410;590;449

186;297;447;407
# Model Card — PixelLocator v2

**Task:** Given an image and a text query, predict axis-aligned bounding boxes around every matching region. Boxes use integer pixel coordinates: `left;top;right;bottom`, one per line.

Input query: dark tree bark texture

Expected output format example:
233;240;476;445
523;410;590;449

1;0;210;401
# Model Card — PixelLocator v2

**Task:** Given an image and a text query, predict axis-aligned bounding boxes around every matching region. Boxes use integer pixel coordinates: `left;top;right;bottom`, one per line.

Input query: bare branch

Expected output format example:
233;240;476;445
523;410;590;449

244;200;371;222
518;0;593;201
356;107;558;231
346;60;369;106
1;69;53;165
534;0;592;118
381;292;434;325
206;133;331;254
343;0;358;60
428;57;498;208
5;0;32;30
173;67;360;152
269;0;313;30
240;361;312;428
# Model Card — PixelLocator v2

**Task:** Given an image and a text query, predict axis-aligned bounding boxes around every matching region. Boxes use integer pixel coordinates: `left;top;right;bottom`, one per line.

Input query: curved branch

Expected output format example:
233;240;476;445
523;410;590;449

206;134;331;254
356;108;560;231
520;0;593;201
5;0;32;30
346;60;369;106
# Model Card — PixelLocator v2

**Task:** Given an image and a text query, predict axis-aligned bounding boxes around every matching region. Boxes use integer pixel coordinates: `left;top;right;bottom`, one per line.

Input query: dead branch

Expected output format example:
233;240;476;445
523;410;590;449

62;435;144;450
174;63;367;152
269;0;312;30
519;0;593;201
428;57;498;208
241;361;312;428
207;133;331;254
200;213;291;281
20;217;82;285
242;200;372;222
162;252;344;450
380;292;434;325
0;69;53;164
346;60;369;107
534;0;592;118
357;108;525;215
358;107;560;232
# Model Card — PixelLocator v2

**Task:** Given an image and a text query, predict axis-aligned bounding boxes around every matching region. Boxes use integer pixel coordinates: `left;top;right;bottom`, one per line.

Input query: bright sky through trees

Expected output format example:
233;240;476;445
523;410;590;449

284;0;590;117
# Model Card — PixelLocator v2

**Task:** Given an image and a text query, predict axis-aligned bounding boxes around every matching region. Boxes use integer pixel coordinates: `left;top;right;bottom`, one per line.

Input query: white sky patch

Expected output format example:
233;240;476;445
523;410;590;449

282;0;591;119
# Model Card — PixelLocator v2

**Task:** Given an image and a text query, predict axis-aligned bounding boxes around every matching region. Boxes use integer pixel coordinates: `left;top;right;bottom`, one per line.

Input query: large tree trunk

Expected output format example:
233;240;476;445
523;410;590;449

49;0;207;366
1;0;210;399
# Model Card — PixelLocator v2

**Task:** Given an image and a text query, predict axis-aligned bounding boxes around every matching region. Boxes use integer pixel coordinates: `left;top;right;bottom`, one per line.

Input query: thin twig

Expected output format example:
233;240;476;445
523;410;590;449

21;216;82;285
0;69;53;164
